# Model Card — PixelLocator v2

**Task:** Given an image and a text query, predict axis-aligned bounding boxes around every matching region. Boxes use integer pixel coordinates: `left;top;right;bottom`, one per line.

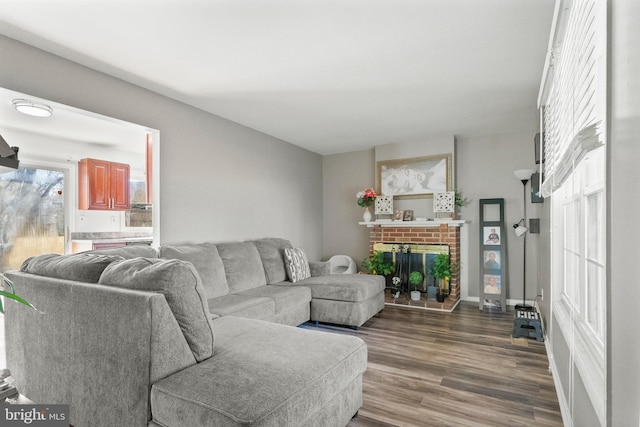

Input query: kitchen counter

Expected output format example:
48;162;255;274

71;231;154;253
71;231;153;242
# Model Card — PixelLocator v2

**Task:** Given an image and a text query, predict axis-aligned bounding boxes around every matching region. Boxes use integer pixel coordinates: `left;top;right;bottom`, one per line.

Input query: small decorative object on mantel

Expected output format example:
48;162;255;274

356;187;377;222
393;209;404;221
433;191;455;219
402;210;414;221
374;195;393;221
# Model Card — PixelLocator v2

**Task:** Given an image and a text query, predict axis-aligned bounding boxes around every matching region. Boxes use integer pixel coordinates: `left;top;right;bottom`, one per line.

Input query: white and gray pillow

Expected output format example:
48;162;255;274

283;248;311;282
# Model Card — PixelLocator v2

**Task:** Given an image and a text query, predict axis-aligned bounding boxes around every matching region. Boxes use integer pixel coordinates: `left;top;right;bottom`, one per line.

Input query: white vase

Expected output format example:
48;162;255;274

363;206;372;222
410;290;421;301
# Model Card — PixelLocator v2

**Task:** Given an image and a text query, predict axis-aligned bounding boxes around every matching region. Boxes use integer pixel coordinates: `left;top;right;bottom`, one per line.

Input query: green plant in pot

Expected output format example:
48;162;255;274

408;271;423;301
0;273;38;314
362;251;395;276
428;253;457;302
453;190;470;219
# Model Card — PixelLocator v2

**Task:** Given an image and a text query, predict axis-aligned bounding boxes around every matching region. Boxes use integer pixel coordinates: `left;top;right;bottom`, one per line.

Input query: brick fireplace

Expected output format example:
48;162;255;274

364;221;464;311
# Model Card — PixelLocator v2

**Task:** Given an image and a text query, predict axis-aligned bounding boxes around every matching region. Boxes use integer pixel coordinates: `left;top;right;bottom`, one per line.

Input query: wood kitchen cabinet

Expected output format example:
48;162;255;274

79;158;130;210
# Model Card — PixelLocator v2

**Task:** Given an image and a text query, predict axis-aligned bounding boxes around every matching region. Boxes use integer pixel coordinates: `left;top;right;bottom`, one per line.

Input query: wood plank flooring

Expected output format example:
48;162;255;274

305;302;563;427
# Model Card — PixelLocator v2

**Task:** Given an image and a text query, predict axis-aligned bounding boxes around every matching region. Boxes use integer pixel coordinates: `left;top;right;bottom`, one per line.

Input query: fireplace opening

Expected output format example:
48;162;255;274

373;242;449;294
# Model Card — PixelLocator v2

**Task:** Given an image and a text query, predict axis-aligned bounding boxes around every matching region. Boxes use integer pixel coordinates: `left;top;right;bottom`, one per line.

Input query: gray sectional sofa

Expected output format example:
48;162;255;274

158;238;386;328
4;238;385;427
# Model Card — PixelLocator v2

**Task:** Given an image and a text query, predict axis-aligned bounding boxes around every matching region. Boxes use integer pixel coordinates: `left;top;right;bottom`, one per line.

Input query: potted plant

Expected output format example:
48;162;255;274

0;273;38;314
362;251;395;277
356;188;377;222
428;253;456;302
454;190;469;219
408;271;423;301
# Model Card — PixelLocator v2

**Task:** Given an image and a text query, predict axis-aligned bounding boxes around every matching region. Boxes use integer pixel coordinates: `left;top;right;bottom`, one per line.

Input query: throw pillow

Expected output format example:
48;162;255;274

283;248;311;282
98;257;215;362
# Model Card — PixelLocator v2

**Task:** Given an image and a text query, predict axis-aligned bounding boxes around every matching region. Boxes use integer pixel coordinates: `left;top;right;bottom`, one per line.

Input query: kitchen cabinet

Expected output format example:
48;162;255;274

79;158;130;210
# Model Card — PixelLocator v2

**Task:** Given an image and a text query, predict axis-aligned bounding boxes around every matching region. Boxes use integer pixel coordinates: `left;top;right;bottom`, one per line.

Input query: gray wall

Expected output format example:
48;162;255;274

609;0;640;425
0;35;324;259
322;149;375;266
456;131;541;301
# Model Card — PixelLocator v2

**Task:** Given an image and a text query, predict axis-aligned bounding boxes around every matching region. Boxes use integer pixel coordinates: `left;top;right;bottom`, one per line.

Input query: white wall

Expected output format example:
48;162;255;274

0;35;324;259
609;0;640;424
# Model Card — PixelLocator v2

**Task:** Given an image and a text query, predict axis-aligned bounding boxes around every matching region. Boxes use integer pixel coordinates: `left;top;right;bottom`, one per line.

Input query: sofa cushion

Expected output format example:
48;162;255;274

216;242;267;293
249;238;293;284
159;243;230;299
98;257;215;362
283;247;311;282
296;274;385;302
150;316;367;427
20;253;124;283
206;294;275;320
239;285;311;313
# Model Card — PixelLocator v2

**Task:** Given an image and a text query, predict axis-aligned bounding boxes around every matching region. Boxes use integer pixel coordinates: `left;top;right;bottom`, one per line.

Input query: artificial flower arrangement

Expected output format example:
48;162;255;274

356;188;377;207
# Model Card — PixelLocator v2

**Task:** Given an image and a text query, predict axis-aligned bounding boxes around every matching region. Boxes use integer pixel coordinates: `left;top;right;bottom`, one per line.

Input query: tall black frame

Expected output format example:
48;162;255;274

479;198;507;312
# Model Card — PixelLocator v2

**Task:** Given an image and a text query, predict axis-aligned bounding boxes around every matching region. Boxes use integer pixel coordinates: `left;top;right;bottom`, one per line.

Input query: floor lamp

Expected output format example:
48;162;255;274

513;169;535;311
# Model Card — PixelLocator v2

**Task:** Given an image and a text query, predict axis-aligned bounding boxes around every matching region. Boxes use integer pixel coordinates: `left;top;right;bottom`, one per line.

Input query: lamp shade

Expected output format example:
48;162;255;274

514;169;535;181
514;225;528;237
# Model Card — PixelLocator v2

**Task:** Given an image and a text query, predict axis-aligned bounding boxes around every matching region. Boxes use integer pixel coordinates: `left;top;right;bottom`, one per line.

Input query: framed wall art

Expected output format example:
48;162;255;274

377;153;452;199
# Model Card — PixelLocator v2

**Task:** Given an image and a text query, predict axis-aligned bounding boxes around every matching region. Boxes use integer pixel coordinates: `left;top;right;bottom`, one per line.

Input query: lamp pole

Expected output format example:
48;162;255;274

515;175;533;311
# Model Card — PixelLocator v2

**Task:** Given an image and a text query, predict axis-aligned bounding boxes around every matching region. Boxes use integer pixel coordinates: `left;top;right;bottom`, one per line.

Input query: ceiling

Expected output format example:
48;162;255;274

0;0;555;155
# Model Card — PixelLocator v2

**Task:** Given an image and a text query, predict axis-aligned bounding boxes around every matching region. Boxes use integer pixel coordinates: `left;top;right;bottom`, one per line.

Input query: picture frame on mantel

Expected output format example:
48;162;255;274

377;153;452;199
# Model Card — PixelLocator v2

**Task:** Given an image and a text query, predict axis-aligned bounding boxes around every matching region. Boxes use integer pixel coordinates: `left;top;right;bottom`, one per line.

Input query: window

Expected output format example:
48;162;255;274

539;0;606;423
550;146;606;423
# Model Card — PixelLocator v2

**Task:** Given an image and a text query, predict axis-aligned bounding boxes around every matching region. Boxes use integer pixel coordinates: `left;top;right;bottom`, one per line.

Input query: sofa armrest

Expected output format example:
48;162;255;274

5;272;196;427
309;261;330;277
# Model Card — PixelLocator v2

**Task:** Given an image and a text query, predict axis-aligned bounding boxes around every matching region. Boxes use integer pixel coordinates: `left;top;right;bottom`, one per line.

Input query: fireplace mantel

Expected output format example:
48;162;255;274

358;219;467;228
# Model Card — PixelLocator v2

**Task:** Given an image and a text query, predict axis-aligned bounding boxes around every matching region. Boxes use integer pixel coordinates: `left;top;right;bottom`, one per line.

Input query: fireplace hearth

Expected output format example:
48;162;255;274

373;242;448;293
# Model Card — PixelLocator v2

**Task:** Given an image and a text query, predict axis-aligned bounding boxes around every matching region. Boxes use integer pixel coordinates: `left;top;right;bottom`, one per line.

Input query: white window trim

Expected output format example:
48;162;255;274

553;300;605;425
551;147;606;426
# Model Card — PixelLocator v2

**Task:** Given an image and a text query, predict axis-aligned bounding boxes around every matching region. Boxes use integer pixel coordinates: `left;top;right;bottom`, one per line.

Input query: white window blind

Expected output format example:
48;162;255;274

539;0;607;425
540;0;605;197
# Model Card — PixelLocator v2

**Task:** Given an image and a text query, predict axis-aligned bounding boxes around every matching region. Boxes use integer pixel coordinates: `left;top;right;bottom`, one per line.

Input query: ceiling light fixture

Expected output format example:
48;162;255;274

12;99;53;117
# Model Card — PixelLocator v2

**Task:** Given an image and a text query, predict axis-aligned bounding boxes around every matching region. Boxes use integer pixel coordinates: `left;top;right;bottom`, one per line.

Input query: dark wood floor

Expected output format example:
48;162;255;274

307;302;563;427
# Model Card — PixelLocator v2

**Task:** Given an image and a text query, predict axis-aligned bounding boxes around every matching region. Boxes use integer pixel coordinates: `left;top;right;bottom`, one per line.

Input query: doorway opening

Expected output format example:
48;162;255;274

0;167;65;272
